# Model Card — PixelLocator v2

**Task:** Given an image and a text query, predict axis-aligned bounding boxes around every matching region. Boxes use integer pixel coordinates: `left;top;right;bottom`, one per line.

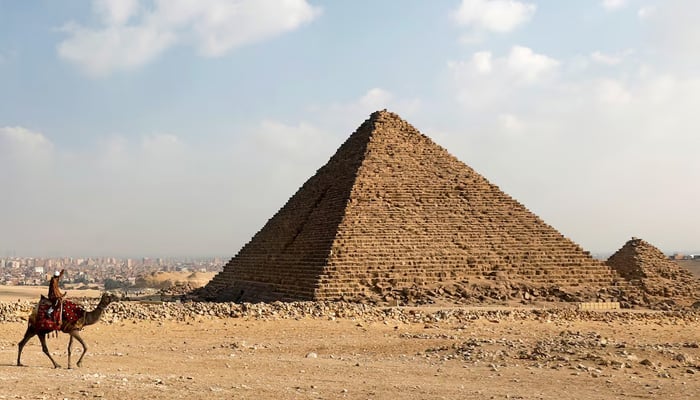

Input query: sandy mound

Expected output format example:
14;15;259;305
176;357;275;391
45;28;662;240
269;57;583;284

134;271;215;289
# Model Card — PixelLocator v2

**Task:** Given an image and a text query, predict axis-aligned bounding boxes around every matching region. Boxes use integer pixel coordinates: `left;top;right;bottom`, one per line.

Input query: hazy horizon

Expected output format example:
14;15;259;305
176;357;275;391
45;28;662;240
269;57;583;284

3;248;700;261
2;1;698;257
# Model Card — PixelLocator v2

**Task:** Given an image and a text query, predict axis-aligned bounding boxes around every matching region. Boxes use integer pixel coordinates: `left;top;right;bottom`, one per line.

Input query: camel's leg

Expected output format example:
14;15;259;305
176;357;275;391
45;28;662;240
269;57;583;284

67;335;74;369
17;325;36;366
69;331;88;368
38;332;61;368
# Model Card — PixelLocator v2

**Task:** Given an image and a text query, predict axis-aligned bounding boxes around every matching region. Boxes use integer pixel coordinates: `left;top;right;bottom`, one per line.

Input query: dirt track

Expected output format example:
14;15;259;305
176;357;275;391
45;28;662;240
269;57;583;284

1;298;699;400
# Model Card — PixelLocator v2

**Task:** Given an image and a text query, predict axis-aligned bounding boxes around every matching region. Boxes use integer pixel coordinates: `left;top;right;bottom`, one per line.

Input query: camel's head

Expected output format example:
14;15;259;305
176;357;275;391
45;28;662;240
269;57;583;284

98;292;116;309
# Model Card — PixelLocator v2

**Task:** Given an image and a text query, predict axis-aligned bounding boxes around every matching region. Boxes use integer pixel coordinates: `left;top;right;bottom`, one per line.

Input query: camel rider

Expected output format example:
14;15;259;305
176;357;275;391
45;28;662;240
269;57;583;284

47;269;66;318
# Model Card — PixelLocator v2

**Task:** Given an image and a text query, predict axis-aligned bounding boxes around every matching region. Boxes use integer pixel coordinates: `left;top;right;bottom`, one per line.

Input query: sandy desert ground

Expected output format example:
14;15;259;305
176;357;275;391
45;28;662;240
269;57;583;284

0;286;698;400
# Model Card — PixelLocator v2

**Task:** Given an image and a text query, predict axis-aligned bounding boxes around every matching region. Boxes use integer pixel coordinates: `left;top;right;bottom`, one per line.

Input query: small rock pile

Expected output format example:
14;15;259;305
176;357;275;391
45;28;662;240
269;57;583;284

607;237;700;305
341;279;639;308
160;282;197;298
1;299;698;325
0;301;32;323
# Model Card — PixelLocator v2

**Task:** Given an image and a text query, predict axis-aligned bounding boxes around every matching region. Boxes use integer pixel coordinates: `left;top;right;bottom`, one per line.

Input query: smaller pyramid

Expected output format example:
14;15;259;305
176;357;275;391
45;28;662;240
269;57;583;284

606;237;700;303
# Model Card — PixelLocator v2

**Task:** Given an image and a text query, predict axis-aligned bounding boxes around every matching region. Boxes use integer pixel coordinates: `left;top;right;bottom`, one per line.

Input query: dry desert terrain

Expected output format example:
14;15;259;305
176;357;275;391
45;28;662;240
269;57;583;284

0;286;698;400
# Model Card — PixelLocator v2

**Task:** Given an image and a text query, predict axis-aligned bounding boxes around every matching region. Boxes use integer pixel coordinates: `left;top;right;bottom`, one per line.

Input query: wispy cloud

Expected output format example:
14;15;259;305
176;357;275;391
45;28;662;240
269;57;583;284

94;0;142;25
452;0;536;43
442;39;700;251
57;0;321;77
0;126;53;163
448;46;559;108
602;0;629;11
591;50;624;66
637;5;656;20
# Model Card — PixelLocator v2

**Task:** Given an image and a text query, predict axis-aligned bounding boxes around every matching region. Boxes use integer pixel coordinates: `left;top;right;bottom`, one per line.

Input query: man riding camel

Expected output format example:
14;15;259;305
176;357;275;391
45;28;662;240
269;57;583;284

47;269;66;319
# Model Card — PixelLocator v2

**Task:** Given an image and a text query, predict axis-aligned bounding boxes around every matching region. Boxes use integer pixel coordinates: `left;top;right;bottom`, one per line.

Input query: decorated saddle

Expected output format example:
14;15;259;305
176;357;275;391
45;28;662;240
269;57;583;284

34;295;86;333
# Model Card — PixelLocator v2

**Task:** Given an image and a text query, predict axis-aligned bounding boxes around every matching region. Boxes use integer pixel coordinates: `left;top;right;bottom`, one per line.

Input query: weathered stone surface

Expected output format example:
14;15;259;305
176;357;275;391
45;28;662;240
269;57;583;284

199;110;629;304
607;237;700;306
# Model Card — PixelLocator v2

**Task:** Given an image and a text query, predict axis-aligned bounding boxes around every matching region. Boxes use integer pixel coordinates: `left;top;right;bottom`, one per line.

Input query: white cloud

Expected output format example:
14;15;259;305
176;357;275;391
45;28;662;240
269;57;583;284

450;46;559;84
602;0;628;11
498;113;524;134
308;88;421;130
591;51;622;65
358;88;394;110
448;46;559;108
443;45;700;252
637;6;656;20
0;126;53;162
2;87;425;256
506;46;560;84
596;78;632;105
97;135;129;170
141;133;184;153
645;0;700;72
58;0;321;77
94;0;141;25
256;120;331;162
452;0;536;34
472;51;493;73
0;129;233;256
0;126;51;150
58;24;177;77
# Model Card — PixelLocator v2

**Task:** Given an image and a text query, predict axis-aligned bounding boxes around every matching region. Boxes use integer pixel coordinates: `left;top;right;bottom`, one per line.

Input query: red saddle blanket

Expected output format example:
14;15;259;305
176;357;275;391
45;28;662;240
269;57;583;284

35;299;86;332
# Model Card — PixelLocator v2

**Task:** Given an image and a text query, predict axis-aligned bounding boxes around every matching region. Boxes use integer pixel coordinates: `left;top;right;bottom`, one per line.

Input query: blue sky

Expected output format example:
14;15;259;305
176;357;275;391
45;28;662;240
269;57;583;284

1;0;698;257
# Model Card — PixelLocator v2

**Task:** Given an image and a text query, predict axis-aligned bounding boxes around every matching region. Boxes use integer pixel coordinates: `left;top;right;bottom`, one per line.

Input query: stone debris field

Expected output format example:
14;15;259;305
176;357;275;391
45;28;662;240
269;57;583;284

1;297;699;399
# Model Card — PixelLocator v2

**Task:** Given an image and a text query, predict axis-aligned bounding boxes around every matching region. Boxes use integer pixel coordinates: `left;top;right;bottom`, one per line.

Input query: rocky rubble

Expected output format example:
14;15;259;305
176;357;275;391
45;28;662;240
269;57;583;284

338;279;644;307
3;298;698;381
1;298;698;325
424;330;700;379
159;282;197;298
606;237;700;306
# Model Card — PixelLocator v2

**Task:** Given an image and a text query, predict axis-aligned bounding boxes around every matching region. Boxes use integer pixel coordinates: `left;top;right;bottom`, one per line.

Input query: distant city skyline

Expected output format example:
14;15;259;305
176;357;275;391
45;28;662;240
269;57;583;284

2;1;698;257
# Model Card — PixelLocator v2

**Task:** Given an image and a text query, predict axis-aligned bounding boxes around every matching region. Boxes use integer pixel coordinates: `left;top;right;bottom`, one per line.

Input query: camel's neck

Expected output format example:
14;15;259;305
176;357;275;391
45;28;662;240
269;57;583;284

83;301;108;326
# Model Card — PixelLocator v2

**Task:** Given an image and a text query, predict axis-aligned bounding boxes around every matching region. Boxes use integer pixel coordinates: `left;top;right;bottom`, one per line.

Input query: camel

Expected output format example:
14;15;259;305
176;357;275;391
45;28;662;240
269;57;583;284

17;292;115;369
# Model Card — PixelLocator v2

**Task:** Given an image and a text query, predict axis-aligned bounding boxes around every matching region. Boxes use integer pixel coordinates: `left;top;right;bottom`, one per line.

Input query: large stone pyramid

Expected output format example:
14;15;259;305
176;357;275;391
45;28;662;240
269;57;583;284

202;110;622;303
606;237;700;303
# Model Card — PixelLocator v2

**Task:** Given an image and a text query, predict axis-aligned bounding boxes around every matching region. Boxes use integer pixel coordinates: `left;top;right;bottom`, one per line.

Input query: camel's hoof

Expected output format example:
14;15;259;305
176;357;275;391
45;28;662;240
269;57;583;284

53;365;61;369
17;363;25;367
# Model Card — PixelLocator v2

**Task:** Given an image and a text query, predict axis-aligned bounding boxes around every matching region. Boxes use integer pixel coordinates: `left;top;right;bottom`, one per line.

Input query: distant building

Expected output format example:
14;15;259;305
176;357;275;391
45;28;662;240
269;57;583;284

670;253;686;260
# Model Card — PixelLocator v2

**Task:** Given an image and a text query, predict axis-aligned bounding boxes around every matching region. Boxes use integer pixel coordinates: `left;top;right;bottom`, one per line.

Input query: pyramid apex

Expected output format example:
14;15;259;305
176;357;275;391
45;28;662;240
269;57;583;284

368;109;403;122
607;236;700;301
625;237;650;249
